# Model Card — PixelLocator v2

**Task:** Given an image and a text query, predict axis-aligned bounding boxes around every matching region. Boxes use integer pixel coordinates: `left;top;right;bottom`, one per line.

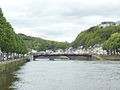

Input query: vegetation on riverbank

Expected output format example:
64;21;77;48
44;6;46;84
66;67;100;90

0;8;28;57
103;33;120;55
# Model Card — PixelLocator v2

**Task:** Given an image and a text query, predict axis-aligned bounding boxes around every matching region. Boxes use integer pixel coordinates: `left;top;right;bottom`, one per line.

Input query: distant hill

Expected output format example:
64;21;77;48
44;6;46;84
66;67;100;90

18;34;70;51
72;22;120;48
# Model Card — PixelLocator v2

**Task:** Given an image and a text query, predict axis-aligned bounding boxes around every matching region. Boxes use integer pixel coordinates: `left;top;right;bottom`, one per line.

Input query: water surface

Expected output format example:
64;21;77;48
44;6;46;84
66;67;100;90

10;60;120;90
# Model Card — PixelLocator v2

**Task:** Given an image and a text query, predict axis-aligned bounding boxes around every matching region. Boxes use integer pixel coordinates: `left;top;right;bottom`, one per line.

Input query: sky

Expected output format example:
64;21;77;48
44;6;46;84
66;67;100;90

0;0;120;42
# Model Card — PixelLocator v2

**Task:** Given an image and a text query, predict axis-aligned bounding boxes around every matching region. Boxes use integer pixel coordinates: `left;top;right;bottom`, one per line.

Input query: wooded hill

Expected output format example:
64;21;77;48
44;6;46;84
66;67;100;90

19;34;70;51
72;25;120;48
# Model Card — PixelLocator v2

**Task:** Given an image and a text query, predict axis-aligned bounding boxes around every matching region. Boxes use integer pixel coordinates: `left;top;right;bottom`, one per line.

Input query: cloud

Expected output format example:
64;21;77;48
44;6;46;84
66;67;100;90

0;0;120;42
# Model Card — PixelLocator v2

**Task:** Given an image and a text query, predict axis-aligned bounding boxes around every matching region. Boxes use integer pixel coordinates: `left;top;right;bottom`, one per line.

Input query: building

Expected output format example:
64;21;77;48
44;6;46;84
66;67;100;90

46;49;53;54
98;21;120;28
90;44;107;55
55;49;64;54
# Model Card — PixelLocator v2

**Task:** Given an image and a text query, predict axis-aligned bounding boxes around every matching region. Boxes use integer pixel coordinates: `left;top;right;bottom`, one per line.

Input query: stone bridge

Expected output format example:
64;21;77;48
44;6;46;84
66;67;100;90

33;54;92;60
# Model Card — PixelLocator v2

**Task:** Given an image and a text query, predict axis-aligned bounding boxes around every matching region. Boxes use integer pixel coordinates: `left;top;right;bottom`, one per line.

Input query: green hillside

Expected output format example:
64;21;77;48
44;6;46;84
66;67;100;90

19;34;70;51
72;26;120;48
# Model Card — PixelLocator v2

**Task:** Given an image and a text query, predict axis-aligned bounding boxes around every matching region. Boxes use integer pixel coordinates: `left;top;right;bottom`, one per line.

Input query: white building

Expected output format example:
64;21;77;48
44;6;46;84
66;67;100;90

90;44;107;55
31;49;37;53
54;49;64;54
46;49;53;54
0;49;3;60
65;47;75;54
98;21;120;28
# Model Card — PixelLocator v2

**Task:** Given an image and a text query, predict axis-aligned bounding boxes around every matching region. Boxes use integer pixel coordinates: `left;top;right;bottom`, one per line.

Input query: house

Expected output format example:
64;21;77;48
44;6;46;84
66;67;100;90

55;49;64;54
46;49;53;54
65;47;75;54
98;21;120;28
0;49;2;57
0;49;3;60
90;44;107;55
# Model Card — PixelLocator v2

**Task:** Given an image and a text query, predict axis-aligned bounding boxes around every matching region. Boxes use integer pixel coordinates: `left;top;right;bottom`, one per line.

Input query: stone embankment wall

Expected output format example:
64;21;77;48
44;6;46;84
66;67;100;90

101;55;120;60
0;56;33;73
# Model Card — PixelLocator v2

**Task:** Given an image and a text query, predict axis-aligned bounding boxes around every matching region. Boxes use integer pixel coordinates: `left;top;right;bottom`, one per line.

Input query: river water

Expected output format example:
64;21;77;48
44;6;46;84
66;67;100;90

1;59;120;90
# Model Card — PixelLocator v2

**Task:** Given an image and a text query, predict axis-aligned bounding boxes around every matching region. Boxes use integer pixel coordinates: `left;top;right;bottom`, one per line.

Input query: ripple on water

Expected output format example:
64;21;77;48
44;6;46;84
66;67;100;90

11;60;120;90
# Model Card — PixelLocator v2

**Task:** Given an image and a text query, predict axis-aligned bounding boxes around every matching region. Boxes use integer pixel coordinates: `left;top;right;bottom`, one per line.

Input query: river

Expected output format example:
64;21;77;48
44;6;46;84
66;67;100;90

1;59;120;90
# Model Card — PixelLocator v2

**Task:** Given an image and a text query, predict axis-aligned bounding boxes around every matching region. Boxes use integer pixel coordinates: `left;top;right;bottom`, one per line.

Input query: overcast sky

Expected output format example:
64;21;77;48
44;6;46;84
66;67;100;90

0;0;120;42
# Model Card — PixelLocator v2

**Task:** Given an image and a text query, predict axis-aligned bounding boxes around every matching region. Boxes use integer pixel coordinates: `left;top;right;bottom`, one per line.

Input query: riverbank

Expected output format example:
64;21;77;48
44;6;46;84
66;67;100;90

0;57;26;90
0;56;33;90
0;56;32;73
64;55;120;61
100;55;120;61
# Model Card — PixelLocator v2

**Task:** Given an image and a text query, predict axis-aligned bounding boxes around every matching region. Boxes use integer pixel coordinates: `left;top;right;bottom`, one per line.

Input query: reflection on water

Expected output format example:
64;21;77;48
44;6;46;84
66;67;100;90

0;67;19;90
11;60;120;90
1;60;120;90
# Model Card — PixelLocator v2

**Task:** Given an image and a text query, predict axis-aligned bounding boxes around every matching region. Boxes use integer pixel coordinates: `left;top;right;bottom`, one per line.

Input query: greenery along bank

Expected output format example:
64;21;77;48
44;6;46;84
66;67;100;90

0;8;28;58
19;34;70;51
103;33;120;55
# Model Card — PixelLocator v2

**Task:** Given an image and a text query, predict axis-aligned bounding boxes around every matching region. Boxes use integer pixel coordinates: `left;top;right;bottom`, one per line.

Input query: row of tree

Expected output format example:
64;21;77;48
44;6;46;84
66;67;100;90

103;33;120;55
0;8;28;58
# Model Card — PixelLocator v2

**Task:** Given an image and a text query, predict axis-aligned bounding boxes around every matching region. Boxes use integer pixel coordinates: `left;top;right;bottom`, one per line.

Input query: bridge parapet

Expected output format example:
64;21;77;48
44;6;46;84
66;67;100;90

33;54;92;60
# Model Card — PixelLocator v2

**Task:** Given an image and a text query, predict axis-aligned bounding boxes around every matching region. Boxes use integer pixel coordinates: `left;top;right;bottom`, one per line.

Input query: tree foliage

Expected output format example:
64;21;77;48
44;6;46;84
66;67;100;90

102;33;120;54
72;26;120;48
19;34;70;51
0;8;28;54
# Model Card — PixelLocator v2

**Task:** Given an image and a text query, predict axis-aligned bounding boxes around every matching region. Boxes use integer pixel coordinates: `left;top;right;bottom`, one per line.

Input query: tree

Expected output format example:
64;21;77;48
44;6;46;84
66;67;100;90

19;34;70;51
0;8;28;60
72;25;120;48
102;33;120;55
